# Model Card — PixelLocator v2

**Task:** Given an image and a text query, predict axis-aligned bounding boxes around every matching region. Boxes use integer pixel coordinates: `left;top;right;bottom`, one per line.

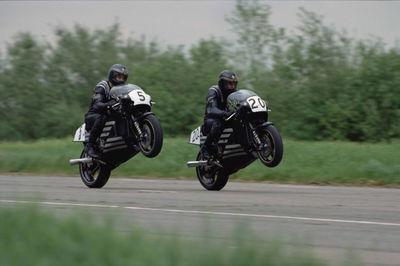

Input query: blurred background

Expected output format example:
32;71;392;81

1;0;400;142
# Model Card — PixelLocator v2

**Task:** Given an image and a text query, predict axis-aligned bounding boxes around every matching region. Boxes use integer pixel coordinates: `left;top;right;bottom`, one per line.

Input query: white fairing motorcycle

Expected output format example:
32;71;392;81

70;84;163;188
187;89;283;191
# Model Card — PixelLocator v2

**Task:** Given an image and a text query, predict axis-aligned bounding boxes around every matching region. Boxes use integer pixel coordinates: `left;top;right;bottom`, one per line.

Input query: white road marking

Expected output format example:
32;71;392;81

118;178;159;182
138;190;177;193
2;199;400;227
124;206;400;227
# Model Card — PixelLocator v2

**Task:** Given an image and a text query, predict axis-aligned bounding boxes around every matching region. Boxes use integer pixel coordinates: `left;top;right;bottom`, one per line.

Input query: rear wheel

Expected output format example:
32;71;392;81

195;152;229;191
137;114;163;158
79;150;111;188
257;125;283;167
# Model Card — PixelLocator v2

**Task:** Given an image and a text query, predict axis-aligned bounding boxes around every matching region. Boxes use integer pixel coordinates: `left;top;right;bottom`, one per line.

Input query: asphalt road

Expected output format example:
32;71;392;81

1;174;399;266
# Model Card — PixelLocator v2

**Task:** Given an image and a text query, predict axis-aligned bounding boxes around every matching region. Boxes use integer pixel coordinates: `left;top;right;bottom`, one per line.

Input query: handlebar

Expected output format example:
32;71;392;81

111;102;121;110
225;104;246;121
225;111;237;121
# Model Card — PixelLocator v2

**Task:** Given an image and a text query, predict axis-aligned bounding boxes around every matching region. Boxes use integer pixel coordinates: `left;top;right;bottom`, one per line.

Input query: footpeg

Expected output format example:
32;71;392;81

93;158;106;165
211;160;223;168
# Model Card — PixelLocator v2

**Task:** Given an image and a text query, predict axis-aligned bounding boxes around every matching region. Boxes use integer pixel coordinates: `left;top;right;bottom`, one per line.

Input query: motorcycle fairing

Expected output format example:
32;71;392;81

128;89;151;106
98;118;140;170
199;128;233;146
72;120;134;154
188;127;233;146
189;125;256;174
110;84;151;107
101;119;133;154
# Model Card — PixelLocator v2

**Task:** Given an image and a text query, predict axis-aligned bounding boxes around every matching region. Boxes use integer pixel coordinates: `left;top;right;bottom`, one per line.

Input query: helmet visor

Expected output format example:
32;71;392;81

225;81;237;90
115;73;127;82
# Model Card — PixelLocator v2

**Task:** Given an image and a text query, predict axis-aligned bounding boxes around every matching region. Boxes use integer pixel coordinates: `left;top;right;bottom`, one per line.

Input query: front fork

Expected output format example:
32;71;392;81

133;120;144;139
130;112;153;142
248;122;268;152
127;116;145;143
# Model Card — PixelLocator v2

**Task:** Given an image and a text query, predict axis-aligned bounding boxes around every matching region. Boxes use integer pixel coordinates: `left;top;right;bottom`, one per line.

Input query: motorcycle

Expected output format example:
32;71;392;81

69;84;163;188
187;89;283;191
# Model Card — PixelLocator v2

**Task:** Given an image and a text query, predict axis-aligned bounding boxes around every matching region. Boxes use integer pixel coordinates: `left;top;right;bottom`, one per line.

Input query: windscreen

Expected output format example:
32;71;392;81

109;84;142;98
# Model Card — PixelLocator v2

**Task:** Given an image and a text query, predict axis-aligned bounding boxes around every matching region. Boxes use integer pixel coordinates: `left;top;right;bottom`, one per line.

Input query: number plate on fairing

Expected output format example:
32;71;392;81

246;96;267;112
128;89;151;106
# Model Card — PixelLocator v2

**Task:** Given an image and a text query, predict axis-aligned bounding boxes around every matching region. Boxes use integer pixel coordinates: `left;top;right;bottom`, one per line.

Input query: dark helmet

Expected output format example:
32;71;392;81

108;64;128;86
218;70;238;92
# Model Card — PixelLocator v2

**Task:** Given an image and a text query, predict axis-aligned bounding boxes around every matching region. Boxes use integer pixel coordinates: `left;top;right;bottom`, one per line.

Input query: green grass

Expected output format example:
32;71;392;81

0;205;338;266
0;138;399;185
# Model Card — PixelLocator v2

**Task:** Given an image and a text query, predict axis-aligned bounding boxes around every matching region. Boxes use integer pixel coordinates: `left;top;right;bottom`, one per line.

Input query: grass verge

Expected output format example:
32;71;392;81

0;205;340;266
0;138;399;185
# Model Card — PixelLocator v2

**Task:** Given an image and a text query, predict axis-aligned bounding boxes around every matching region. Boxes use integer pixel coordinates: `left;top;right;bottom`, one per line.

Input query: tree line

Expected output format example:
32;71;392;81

1;0;399;142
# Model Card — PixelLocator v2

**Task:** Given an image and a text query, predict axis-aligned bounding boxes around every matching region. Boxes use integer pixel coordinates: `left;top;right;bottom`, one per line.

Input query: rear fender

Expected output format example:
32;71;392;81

254;121;274;131
132;112;154;122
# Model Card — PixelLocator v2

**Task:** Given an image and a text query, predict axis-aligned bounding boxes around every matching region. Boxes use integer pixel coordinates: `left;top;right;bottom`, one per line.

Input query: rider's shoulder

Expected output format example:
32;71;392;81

93;80;110;93
208;85;221;95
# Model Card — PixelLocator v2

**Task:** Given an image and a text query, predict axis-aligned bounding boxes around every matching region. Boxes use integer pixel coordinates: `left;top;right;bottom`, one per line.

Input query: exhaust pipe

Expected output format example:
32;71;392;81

186;160;208;168
69;158;93;165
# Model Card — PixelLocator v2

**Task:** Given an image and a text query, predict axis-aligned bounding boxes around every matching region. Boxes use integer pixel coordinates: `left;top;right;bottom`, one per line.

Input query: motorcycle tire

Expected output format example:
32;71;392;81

257;125;283;167
195;152;229;191
79;150;111;188
138;114;163;158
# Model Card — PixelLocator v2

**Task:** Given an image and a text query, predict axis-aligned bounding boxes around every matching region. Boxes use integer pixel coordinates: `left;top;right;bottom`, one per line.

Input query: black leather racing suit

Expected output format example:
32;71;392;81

202;85;235;155
84;80;116;145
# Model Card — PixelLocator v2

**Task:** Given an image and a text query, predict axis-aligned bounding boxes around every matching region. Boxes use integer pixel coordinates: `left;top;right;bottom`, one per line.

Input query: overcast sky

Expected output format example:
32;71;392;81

1;1;400;53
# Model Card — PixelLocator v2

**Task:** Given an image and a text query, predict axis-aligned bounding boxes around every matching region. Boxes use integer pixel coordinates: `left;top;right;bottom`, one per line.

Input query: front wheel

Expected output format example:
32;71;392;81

257;125;283;167
195;152;229;191
137;114;163;158
79;150;111;188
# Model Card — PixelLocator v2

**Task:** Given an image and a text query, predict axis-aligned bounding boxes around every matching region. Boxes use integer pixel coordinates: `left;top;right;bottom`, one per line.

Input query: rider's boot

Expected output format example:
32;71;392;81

85;115;106;158
201;133;216;162
200;145;211;161
85;129;101;159
201;143;223;168
85;142;99;158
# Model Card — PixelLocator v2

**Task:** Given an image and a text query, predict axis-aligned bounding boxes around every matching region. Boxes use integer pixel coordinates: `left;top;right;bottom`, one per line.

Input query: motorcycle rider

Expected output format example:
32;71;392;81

201;70;238;161
84;64;128;158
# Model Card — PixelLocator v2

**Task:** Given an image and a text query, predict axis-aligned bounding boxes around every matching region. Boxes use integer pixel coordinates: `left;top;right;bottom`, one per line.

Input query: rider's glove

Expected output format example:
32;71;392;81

106;99;119;111
223;110;235;118
106;99;117;106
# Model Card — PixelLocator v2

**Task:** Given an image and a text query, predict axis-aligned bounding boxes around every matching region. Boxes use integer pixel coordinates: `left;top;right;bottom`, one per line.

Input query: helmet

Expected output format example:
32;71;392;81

108;64;128;86
218;70;238;92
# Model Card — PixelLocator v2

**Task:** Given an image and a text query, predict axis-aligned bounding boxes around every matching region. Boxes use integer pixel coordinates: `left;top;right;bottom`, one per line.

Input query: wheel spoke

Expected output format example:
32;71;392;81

198;164;218;185
139;121;154;153
258;129;275;162
91;165;100;175
81;161;100;183
78;150;111;188
255;125;283;168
